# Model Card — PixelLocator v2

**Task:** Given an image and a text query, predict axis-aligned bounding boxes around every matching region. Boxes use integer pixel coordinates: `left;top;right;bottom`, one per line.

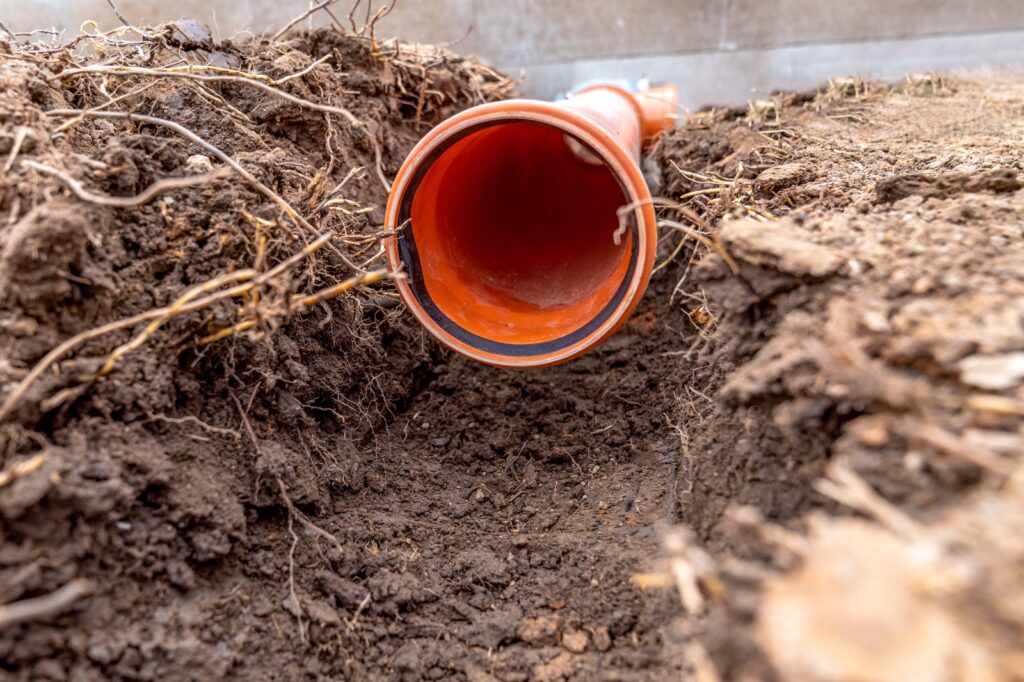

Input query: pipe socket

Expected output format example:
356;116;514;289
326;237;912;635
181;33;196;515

385;83;679;368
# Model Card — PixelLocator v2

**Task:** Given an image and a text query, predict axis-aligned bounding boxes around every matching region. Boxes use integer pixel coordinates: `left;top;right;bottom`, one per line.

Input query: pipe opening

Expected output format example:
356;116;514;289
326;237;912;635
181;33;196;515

402;121;634;347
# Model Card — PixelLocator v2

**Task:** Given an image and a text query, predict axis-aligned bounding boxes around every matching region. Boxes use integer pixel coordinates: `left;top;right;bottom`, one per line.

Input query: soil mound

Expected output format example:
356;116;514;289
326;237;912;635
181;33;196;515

1;19;1022;682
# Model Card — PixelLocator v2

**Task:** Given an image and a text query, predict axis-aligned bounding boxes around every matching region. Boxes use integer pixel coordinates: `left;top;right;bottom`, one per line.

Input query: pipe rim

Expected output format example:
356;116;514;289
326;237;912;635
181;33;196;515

385;100;657;369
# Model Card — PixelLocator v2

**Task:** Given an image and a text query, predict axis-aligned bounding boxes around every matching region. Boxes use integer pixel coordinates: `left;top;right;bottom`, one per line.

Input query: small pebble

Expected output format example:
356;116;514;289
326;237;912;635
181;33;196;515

591;626;612;652
561;629;589;654
186;154;214;173
517;614;561;645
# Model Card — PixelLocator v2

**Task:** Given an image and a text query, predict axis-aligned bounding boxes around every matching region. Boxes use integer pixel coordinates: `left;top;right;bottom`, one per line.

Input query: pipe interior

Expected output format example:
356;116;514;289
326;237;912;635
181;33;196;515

409;122;633;345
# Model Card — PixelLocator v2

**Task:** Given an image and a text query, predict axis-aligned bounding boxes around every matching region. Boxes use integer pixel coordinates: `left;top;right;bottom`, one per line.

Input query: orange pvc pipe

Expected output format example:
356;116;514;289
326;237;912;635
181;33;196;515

385;83;679;368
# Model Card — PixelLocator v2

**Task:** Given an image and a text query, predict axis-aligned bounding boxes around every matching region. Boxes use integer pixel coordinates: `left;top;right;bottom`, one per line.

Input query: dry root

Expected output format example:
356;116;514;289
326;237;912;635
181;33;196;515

45;108;365;273
0;579;94;630
0;453;46;487
50;64;361;126
22;160;229;207
0;233;394;423
188;268;392;348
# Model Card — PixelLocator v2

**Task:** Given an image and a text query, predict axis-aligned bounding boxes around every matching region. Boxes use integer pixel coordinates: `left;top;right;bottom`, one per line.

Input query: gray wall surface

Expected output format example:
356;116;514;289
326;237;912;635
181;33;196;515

6;1;1024;107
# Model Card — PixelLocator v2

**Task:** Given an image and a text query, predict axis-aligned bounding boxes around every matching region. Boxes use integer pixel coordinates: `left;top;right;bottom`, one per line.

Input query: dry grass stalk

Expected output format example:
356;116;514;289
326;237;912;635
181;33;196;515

632;528;717;616
2;126;30;173
726;505;809;558
659;219;741;276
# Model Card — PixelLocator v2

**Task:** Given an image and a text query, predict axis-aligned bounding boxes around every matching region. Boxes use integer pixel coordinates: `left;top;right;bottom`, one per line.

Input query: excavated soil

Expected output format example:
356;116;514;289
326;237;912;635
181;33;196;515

1;22;1023;682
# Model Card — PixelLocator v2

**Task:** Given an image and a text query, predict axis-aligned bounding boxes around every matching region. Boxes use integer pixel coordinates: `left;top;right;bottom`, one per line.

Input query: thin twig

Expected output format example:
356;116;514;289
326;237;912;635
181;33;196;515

272;0;338;42
145;60;331;87
726;505;809;557
367;126;391;191
230;391;306;642
366;0;397;48
275;476;349;617
615;198;713;251
2;127;29;173
313;165;364;214
347;593;371;631
105;0;132;27
664;529;706;615
651;233;690;276
0;19;20;45
0;453;46;488
22;160;229;207
274;55;333;84
0;579;94;630
0;268;247;415
45;109;272;205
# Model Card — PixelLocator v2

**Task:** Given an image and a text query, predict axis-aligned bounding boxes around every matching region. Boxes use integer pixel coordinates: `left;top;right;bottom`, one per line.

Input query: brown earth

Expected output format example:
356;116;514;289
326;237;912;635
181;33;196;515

0;20;1022;682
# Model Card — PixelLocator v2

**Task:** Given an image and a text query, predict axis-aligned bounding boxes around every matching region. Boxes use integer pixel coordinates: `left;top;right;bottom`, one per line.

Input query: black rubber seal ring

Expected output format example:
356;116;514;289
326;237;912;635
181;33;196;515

396;120;639;358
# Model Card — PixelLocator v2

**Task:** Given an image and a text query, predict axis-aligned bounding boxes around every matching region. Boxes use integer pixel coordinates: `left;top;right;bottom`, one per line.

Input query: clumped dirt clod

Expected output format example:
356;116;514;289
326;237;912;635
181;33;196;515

653;74;1024;681
1;14;1023;682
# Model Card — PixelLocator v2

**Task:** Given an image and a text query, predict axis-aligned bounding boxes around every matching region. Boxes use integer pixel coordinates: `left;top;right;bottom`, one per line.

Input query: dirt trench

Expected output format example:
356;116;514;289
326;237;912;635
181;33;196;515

1;22;1023;682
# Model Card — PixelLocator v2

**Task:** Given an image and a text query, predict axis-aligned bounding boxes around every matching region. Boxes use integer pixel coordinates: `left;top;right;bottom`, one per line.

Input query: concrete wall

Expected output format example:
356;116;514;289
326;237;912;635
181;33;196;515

6;1;1024;106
